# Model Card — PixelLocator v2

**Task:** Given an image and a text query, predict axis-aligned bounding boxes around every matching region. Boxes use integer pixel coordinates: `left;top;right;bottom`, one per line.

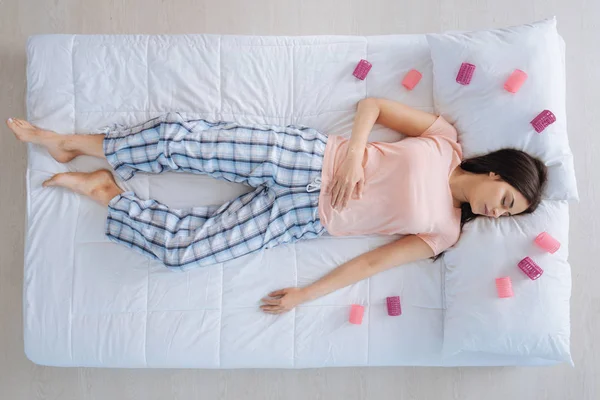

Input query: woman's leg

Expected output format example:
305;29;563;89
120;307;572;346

6;118;105;161
107;185;324;268
42;169;123;206
8;113;328;191
102;112;328;188
43;169;324;269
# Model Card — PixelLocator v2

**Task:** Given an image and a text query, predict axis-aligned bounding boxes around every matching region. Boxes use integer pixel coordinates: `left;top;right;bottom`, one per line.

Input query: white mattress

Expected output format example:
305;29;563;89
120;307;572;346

24;34;555;368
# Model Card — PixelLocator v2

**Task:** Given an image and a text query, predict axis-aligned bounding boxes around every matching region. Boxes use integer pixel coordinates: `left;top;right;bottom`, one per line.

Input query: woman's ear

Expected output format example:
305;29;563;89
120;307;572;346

488;172;502;181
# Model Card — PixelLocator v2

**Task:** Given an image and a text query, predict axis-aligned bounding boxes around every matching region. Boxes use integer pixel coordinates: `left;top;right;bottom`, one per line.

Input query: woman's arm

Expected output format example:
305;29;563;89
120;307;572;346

329;98;439;210
260;235;434;314
343;98;380;164
346;97;439;161
369;97;439;137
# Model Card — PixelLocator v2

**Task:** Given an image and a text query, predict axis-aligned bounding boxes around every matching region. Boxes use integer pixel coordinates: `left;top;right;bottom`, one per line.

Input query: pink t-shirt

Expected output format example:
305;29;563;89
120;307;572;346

318;116;463;255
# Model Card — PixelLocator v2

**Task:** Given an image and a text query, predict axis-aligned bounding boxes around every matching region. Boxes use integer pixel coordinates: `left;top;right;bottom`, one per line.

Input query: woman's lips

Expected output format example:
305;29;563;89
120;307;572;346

484;204;489;216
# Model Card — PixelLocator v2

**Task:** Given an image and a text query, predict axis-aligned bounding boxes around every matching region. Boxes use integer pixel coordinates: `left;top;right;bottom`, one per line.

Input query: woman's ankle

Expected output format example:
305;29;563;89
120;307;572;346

93;186;123;207
60;136;78;152
62;134;106;159
59;136;89;159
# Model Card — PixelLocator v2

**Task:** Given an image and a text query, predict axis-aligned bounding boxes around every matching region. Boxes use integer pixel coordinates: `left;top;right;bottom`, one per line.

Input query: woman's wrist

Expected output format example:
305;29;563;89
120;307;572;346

298;285;316;303
345;147;363;164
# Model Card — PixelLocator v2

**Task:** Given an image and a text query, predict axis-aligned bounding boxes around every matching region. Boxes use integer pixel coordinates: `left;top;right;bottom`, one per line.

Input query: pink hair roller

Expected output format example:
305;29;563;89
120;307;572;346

401;69;422;90
534;232;561;254
495;277;514;298
456;62;476;85
504;69;528;93
531;110;556;133
353;59;372;80
386;296;402;316
518;257;544;280
349;304;365;324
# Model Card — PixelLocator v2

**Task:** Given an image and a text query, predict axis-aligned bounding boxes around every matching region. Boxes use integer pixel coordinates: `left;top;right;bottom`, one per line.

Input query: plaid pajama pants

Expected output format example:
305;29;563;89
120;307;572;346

102;112;328;269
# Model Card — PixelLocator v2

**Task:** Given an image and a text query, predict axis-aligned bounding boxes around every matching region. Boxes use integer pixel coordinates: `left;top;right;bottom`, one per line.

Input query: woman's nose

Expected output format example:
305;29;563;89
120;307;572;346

492;208;501;218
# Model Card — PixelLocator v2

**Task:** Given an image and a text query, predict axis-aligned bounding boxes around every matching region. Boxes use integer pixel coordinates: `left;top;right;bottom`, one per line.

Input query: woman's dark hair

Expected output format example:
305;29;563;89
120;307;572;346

459;148;548;229
433;149;547;261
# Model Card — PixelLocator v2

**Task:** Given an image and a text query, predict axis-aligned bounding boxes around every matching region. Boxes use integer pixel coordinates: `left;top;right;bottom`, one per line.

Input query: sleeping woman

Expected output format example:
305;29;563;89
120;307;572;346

7;98;546;314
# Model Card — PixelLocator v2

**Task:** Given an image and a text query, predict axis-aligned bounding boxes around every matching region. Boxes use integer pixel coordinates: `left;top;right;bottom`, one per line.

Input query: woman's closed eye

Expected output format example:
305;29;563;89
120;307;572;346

502;195;514;216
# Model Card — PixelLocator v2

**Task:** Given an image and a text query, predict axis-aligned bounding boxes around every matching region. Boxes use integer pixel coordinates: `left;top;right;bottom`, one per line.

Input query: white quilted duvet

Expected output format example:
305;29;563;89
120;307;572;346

24;33;560;368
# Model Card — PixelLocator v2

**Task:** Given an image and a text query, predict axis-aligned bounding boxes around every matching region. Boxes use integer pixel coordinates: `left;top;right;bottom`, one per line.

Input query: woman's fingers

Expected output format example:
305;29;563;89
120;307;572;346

351;179;364;200
261;287;304;314
356;179;364;199
331;180;341;209
261;298;281;306
333;182;351;210
260;305;286;314
260;305;281;311
337;186;347;209
339;184;351;209
332;179;366;209
262;308;285;314
268;289;286;298
331;179;364;209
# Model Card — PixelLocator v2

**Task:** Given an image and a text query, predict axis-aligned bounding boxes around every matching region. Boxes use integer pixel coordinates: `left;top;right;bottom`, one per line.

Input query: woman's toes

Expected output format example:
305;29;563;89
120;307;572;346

6;118;74;162
7;118;35;141
17;119;32;128
42;172;85;193
42;172;75;188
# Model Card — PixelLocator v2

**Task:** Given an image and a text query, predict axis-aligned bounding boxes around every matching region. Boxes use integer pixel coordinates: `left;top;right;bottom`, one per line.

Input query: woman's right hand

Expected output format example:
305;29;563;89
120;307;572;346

260;288;307;314
328;153;365;210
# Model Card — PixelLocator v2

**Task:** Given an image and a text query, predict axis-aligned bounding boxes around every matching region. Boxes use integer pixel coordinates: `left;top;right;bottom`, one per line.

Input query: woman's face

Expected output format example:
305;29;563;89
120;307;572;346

470;173;530;218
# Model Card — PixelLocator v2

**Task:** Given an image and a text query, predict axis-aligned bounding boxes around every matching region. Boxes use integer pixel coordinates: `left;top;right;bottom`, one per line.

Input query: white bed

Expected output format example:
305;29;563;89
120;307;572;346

24;31;569;368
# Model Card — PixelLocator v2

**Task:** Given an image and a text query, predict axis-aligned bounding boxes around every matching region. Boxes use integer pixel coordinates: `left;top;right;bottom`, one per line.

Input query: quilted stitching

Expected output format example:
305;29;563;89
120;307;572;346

24;33;549;368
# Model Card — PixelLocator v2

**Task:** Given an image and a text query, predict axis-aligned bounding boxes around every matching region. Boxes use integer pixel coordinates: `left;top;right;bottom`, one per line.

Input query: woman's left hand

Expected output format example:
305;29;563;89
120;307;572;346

328;154;365;211
260;287;307;314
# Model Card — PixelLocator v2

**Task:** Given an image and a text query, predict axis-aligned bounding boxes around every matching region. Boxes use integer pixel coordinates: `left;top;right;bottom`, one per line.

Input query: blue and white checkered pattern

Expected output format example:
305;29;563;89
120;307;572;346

103;112;329;269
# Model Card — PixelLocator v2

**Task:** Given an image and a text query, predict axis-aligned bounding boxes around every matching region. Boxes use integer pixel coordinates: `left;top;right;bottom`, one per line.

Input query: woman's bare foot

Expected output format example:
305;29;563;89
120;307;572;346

43;170;123;206
6;118;79;163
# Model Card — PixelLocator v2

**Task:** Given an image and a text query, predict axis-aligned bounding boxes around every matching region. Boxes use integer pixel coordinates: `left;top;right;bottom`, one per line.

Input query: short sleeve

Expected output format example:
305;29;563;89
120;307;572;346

417;233;447;256
421;116;458;142
418;224;461;256
421;116;463;169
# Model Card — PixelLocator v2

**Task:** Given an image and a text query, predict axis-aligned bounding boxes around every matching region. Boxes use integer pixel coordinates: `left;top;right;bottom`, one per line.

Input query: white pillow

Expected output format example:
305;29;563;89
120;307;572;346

426;18;578;201
442;200;572;364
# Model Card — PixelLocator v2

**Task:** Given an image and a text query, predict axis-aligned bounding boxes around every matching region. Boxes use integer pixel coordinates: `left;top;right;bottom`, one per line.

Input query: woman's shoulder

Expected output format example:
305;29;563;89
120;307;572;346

422;116;463;164
418;207;463;256
421;116;458;142
441;207;463;251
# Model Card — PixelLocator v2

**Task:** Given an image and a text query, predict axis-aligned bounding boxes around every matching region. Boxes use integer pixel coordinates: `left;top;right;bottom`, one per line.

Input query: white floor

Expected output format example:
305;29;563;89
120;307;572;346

0;0;598;399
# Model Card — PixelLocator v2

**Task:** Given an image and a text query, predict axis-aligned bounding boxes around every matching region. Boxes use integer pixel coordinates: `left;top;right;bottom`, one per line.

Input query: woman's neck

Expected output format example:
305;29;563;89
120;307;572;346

449;167;471;207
